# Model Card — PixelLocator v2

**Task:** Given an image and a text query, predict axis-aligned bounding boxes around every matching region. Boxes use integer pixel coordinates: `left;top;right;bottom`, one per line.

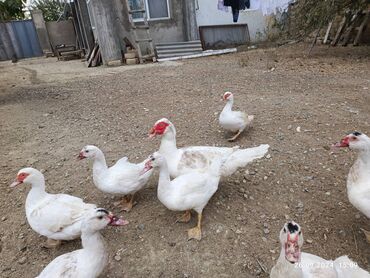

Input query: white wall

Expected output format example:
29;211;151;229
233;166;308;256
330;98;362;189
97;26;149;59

195;0;268;42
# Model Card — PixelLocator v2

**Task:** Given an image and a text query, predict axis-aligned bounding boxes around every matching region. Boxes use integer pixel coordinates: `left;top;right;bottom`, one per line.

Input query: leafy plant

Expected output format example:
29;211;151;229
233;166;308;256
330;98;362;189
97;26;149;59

0;0;24;21
32;0;64;21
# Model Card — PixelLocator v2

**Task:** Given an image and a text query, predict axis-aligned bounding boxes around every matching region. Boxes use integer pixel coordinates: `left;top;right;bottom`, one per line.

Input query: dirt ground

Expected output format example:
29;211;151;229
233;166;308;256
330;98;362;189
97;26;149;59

0;43;369;278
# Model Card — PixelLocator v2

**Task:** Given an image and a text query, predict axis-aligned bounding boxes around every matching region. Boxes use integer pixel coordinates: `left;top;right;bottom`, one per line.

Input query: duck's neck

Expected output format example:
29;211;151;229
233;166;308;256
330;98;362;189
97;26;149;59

222;99;233;114
271;248;302;278
157;161;171;195
26;175;48;208
81;231;106;254
357;150;370;165
80;230;108;274
92;150;108;179
348;149;370;189
159;126;178;156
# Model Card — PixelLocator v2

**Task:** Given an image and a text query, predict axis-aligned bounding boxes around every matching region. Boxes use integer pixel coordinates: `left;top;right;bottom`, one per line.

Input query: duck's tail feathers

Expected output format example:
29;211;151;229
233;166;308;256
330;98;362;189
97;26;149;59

221;144;269;176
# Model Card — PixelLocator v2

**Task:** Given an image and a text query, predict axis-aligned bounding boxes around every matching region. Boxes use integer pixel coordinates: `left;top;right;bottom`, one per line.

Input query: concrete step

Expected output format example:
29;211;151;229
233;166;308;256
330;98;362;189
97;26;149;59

156;52;204;58
156;47;203;54
155;40;203;59
156;40;201;47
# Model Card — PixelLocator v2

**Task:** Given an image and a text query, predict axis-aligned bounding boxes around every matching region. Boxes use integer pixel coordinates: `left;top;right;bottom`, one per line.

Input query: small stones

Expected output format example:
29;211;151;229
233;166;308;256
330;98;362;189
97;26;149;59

306;239;313;244
355;214;361;219
114;255;122;262
17;257;27;265
338;230;347;237
1;217;7;221
263;228;270;235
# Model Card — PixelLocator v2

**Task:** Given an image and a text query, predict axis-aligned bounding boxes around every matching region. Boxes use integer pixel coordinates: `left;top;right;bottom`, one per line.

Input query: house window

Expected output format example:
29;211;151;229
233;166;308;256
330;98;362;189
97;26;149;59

129;0;170;20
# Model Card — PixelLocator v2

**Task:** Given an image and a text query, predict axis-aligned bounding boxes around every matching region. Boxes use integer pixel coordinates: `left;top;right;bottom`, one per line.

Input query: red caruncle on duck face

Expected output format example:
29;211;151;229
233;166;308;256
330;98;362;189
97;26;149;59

10;172;30;188
223;92;232;101
149;121;169;138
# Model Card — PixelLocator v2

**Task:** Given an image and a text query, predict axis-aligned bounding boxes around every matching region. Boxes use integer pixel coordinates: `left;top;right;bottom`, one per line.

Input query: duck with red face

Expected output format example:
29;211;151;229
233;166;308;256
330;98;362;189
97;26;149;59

219;92;254;142
334;131;370;243
149;118;269;179
10;167;97;248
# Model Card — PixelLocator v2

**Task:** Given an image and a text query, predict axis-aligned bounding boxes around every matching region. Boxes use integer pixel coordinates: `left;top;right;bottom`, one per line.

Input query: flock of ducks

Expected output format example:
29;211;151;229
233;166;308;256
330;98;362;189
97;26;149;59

10;92;370;277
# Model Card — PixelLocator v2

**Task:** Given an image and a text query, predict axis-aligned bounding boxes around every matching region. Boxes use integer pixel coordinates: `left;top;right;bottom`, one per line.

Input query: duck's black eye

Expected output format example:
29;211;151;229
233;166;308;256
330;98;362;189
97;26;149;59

151;157;155;161
97;215;103;220
353;131;362;136
298;231;302;235
283;228;287;233
86;150;89;153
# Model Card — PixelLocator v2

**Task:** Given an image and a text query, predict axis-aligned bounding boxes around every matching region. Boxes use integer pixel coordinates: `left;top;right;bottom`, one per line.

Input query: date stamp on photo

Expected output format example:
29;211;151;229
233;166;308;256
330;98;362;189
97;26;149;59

295;261;358;269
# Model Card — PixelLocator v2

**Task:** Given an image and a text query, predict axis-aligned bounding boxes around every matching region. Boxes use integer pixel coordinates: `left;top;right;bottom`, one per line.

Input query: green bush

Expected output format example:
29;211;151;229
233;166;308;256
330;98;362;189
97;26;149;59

32;0;64;21
0;0;24;21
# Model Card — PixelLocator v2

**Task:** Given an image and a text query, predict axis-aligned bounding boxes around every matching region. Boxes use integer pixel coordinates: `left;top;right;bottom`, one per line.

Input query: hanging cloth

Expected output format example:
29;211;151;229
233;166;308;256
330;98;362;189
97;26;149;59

217;0;229;12
224;0;249;22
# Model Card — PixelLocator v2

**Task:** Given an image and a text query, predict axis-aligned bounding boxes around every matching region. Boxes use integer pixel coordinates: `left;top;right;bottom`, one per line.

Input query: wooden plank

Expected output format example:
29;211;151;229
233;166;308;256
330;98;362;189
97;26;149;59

323;21;333;44
331;16;347;46
88;0;122;65
87;43;98;67
91;48;100;67
342;12;361;46
353;11;370;46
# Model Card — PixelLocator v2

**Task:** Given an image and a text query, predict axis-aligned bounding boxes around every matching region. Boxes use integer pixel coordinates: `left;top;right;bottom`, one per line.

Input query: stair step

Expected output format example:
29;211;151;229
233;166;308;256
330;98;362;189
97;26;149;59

156;44;202;51
157;52;204;58
155;40;201;46
155;41;203;59
156;47;203;54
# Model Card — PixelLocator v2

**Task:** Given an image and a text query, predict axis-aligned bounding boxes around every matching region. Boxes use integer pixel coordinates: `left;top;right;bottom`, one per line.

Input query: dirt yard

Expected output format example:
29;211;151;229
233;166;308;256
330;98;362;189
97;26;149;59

0;43;369;278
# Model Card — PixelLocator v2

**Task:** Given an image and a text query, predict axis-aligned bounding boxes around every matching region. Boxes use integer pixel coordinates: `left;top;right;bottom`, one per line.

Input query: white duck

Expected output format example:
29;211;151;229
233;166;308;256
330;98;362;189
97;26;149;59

10;168;97;248
334;131;370;242
219;92;254;141
37;208;128;278
149;118;269;179
78;145;153;211
141;152;223;240
271;221;370;278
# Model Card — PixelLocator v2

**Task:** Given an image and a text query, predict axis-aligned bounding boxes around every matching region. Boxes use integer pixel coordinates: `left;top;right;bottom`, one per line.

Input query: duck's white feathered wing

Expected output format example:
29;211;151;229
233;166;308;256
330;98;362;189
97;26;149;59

108;159;153;193
37;250;80;278
334;256;370;278
28;194;96;239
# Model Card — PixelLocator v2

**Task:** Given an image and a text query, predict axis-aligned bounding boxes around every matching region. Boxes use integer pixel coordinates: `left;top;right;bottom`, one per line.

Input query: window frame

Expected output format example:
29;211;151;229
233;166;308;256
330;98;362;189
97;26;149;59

132;0;171;22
